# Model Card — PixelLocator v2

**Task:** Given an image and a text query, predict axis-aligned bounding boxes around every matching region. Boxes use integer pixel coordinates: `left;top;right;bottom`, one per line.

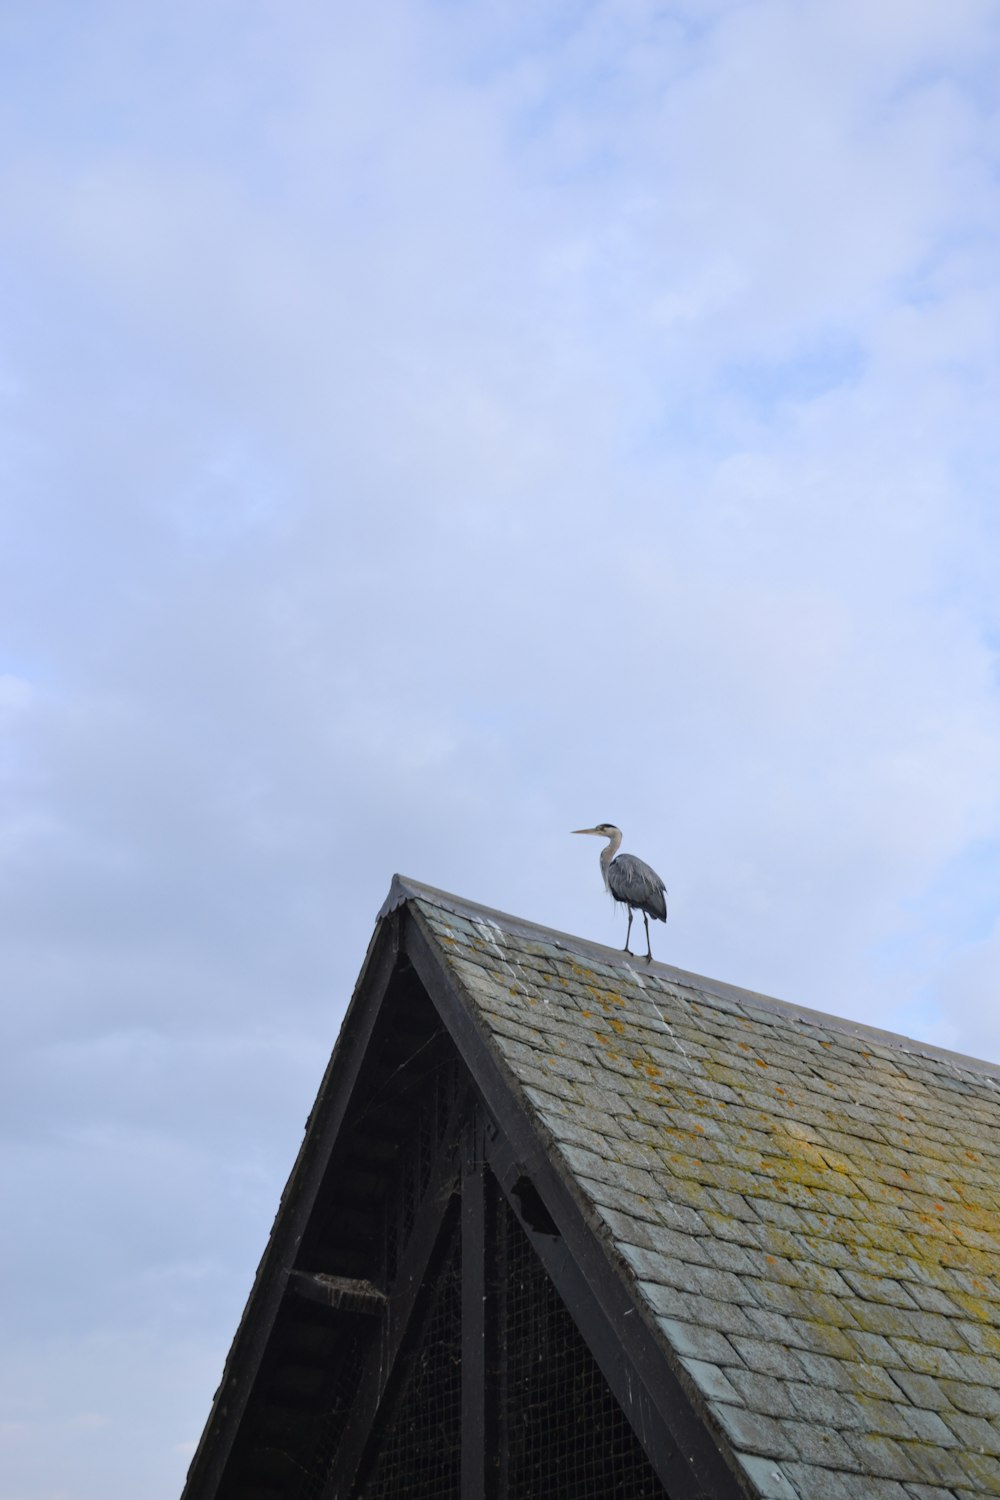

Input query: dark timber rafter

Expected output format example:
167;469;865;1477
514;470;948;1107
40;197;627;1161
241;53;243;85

287;1273;387;1316
460;1115;497;1500
320;1124;462;1499
403;903;746;1500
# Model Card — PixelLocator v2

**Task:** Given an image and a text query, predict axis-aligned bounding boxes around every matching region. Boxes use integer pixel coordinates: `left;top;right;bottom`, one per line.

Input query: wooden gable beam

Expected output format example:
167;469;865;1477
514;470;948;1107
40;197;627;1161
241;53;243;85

403;902;747;1500
320;1130;462;1498
460;1116;498;1500
287;1272;387;1316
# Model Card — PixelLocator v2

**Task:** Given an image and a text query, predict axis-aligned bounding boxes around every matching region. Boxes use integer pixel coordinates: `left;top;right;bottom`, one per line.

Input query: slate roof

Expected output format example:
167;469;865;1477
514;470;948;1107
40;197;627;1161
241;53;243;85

397;878;1000;1500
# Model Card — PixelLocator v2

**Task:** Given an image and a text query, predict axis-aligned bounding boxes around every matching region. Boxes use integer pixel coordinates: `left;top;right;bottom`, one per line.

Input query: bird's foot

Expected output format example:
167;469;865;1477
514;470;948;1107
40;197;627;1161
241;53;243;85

623;944;633;955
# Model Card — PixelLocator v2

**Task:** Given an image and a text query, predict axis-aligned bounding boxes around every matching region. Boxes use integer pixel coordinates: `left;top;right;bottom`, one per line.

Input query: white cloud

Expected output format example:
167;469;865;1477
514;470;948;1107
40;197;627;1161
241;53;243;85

3;2;1000;1495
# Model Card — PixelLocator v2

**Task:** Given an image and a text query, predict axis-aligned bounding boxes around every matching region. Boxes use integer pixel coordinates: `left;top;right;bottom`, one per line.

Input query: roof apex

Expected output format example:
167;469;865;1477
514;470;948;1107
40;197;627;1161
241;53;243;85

380;874;1000;1085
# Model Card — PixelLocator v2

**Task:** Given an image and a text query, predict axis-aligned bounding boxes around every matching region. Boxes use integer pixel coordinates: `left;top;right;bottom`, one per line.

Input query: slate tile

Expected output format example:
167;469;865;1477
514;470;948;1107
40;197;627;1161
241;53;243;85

941;1409;1000;1455
951;1267;1000;1300
648;1201;710;1238
787;1349;851;1391
682;1261;748;1302
513;1045;594;1084
904;1309;975;1350
845;1329;906;1366
889;1338;966;1378
876;1437;968;1487
749;1222;809;1260
796;1233;855;1270
705;1190;761;1225
840;1268;919;1307
729;1335;807;1380
733;1454;801;1499
938;1378;1000;1417
725;1369;799;1419
582;1081;637;1117
785;1319;860;1361
593;1207;657;1250
702;1237;761;1276
557;1100;632;1138
895;1405;958;1448
776;1420;859;1469
618;1241;681;1282
679;1357;743;1405
618;1230;708;1274
558;1143;659;1196
780;1463;910;1498
546;1114;618;1157
887;1369;951;1412
956;1449;1000;1489
796;1285;862;1327
743;1249;805;1287
699;1215;759;1255
785;1382;866;1430
843;1300;925;1340
953;1317;1000;1356
941;1346;1000;1385
796;1262;856;1298
640;1282;756;1337
855;1399;926;1441
574;1174;660;1223
841;1431;926;1483
487;1012;551;1049
712;1403;801;1460
752;1198;810;1231
744;1306;802;1347
850;1364;908;1402
655;1317;738;1365
521;1076;584;1112
745;1279;817;1321
669;1160;761;1197
904;1282;963;1318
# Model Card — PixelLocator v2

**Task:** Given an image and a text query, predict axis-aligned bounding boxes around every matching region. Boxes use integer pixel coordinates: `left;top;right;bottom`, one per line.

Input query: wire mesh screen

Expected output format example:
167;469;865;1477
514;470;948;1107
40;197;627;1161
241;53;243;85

498;1193;670;1500
360;1220;462;1500
384;1058;460;1284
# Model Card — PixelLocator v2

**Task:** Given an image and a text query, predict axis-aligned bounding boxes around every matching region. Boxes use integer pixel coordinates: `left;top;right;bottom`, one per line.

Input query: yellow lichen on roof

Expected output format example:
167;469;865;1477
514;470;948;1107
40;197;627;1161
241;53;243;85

411;891;1000;1497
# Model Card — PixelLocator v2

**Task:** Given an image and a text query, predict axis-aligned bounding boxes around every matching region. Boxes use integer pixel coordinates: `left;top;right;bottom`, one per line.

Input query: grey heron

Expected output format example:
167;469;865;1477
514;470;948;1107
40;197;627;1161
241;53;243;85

573;823;667;961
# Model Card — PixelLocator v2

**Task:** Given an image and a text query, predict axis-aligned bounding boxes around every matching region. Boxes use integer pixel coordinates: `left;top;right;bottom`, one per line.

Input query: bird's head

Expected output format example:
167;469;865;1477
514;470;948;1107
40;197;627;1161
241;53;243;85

572;823;621;839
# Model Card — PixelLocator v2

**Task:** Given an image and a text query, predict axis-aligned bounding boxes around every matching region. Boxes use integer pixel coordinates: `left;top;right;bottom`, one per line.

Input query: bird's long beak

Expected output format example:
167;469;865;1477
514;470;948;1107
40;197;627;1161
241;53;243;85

572;827;602;836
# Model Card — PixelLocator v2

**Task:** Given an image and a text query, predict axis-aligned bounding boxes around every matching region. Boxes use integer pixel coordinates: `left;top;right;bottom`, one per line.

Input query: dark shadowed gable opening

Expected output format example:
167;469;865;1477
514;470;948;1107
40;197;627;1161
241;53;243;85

182;878;1000;1500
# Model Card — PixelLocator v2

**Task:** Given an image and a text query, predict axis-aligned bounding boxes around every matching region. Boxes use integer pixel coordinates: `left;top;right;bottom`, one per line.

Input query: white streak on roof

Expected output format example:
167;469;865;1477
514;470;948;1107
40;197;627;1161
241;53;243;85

474;917;541;1003
626;961;690;1067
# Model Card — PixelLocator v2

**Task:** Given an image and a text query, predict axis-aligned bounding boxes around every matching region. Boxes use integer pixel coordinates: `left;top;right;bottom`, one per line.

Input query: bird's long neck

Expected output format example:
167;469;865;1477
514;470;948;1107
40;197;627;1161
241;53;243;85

599;828;622;889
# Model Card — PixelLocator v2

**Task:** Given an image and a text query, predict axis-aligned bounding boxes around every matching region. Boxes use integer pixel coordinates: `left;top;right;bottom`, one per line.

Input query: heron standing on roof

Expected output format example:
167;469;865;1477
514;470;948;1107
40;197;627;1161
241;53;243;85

573;824;667;962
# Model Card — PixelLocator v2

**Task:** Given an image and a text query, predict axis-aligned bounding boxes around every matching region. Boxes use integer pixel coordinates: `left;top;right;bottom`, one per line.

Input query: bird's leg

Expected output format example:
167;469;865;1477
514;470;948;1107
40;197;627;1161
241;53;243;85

624;908;633;954
644;912;653;963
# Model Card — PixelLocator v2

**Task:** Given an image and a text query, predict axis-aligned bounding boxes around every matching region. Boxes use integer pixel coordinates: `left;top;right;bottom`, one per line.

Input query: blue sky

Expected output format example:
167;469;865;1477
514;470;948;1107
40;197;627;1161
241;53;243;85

3;2;1000;1495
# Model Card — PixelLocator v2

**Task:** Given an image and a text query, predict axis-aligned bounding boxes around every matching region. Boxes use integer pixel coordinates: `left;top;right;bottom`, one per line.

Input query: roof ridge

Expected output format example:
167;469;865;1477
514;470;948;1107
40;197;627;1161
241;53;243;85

380;873;1000;1087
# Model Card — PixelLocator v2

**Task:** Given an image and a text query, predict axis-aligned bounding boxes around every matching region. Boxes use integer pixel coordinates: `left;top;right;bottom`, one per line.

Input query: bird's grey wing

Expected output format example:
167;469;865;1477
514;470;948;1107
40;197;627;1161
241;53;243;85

608;854;667;921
